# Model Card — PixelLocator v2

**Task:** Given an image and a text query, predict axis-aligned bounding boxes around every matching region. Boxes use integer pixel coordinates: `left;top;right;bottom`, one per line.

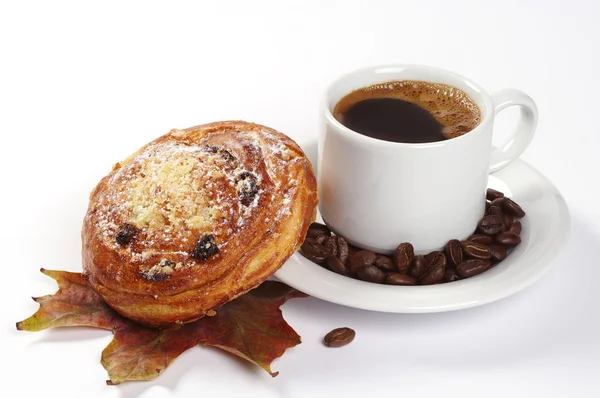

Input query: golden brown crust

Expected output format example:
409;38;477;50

82;121;317;328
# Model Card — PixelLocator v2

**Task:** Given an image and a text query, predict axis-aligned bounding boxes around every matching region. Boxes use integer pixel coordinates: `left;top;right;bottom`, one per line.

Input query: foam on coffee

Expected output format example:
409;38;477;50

334;80;481;140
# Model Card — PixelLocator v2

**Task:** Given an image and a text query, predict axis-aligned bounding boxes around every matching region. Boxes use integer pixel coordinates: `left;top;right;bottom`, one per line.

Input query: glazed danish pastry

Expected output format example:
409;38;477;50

82;121;317;328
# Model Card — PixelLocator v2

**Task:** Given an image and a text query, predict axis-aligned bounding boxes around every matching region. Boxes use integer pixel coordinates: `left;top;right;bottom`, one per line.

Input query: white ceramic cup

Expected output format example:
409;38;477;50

319;65;538;254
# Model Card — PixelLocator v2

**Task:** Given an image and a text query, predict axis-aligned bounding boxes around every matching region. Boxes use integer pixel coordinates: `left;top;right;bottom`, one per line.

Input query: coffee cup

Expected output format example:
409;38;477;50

319;64;538;254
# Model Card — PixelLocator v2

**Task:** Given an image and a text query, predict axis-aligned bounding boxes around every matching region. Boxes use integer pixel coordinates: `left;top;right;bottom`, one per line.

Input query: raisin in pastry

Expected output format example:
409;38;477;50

82;121;317;328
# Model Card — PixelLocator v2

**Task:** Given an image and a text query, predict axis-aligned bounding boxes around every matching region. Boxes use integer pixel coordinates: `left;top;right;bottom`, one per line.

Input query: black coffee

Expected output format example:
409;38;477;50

333;80;481;143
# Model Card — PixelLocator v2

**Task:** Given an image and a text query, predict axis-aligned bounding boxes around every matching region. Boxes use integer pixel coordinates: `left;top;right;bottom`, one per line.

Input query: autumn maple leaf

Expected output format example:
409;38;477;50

17;268;307;385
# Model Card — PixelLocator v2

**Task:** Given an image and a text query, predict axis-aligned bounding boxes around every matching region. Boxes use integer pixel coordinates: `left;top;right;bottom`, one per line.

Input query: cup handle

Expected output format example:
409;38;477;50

489;89;538;173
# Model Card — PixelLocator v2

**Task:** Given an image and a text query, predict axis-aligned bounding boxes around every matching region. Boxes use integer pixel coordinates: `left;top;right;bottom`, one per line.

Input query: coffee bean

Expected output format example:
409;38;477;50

394;242;414;273
442;267;461;282
495;231;521;246
299;238;329;264
420;251;446;285
486;188;504;201
488;205;503;217
478;215;505;235
461;240;492;260
410;255;428;279
503;213;515;230
356;264;386;283
315;235;328;244
490;197;504;207
348;250;377;273
385;273;416;286
327;254;349;276
510;220;522;235
445;239;463;266
501;197;526;218
468;234;493;245
374;255;395;271
324;327;355;347
336;236;350;265
456;259;492;278
306;222;331;239
324;237;338;257
486;200;491;212
489;243;507;262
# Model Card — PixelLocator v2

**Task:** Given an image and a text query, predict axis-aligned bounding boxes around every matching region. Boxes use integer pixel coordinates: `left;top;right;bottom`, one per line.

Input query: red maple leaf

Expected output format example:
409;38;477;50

17;269;306;384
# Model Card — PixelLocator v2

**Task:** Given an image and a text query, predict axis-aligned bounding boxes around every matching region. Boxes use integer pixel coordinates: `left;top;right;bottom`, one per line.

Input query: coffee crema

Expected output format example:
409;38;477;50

333;80;481;143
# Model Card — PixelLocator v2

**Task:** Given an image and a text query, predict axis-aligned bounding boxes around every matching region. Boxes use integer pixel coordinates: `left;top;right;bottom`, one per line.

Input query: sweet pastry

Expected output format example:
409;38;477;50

82;121;317;328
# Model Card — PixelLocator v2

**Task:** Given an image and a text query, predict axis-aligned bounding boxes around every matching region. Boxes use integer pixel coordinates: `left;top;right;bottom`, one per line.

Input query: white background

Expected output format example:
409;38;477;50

1;1;599;397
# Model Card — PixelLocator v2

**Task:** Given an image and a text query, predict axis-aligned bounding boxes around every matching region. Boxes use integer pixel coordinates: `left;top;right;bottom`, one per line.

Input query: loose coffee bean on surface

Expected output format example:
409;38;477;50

327;254;349;276
306;222;331;239
374;255;395;271
479;215;505;235
468;234;493;245
420;251;446;285
445;239;463;266
442;267;461;282
324;237;338;257
495;231;521;246
411;255;428;279
348;250;377;273
461;240;492;260
503;213;515;230
324;327;356;347
489;243;507;262
456;259;492;278
501;197;526;218
394;242;414;273
486;188;504;201
385;273;416;286
300;238;329;264
356;264;386;283
510;220;523;235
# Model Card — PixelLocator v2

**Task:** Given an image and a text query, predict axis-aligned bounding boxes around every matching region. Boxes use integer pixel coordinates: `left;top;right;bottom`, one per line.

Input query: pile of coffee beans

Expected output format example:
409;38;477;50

299;189;525;286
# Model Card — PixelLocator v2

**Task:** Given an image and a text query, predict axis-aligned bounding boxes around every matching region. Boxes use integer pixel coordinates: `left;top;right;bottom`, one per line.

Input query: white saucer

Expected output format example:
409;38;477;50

275;156;570;313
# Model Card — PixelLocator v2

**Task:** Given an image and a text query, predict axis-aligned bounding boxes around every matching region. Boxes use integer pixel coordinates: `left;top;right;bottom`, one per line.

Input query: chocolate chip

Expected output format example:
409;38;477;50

139;269;169;282
191;234;219;260
116;223;138;246
236;172;260;206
